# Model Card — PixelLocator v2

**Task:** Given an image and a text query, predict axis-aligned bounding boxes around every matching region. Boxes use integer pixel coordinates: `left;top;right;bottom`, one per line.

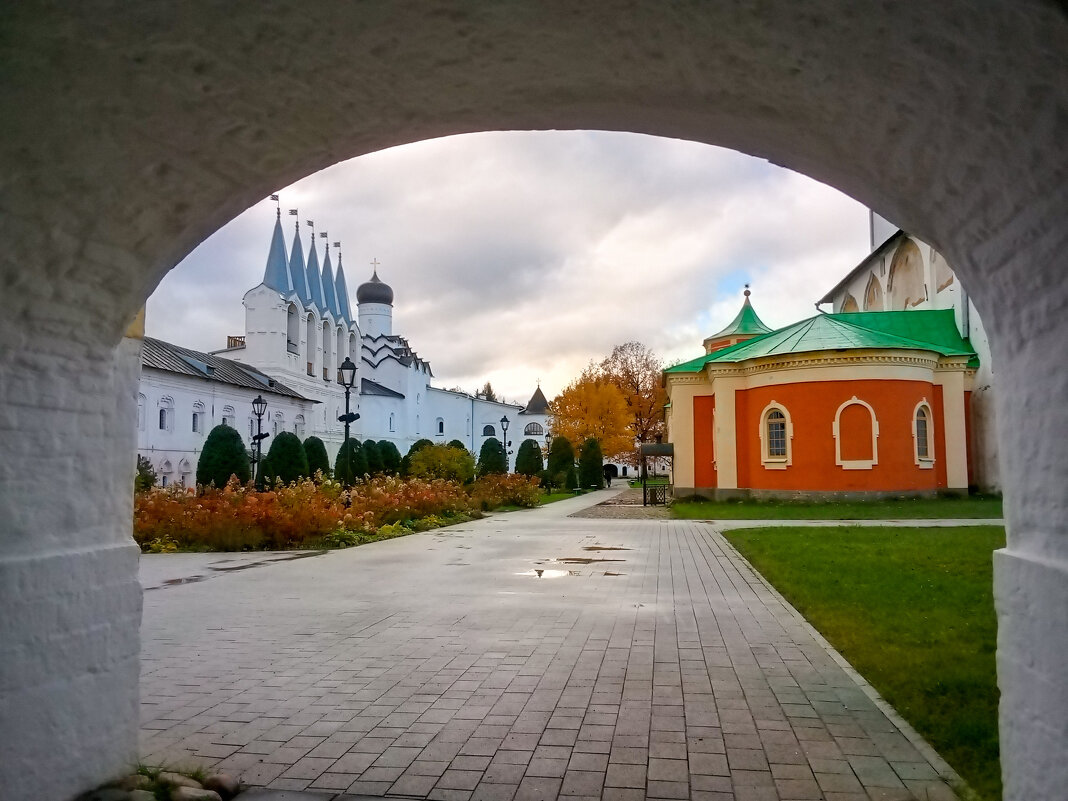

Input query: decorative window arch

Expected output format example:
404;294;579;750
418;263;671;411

758;402;793;469
286;303;299;354
157;396;174;432
888;239;927;309
191;400;206;433
348;331;357;359
273;410;285;437
864;273;884;311
436;417;445;435
294;414;305;437
305;313;318;375
336;326;345;374
840;293;859;313
178;458;192;486
221;405;235;427
524;421;544;436
137;393;146;431
833;396;879;470
482;424;496;437
321;320;332;380
159;458;173;487
913;400;935;468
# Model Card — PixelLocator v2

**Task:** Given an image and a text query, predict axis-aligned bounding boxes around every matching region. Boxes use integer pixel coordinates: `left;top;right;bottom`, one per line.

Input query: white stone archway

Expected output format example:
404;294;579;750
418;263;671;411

1;3;1065;799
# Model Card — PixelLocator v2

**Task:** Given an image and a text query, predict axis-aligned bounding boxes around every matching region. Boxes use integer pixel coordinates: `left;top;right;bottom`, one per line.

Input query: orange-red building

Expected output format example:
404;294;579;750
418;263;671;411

664;291;977;497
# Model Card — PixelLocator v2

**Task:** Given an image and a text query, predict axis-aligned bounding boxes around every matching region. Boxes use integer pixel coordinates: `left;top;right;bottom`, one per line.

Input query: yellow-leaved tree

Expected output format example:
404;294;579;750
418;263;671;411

599;342;667;466
549;368;633;461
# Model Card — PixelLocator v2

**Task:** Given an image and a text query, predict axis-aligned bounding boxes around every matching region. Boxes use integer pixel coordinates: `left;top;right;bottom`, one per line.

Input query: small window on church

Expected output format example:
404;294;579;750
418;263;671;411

914;402;934;468
766;411;786;457
159;409;167;430
437;418;445;435
482;424;496;437
192;412;201;433
759;403;792;469
524;422;544;436
389;413;395;432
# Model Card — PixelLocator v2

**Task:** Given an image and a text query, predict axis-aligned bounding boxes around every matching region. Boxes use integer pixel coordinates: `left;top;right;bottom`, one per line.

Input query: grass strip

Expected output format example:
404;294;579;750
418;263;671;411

724;525;1003;800
673;495;1002;520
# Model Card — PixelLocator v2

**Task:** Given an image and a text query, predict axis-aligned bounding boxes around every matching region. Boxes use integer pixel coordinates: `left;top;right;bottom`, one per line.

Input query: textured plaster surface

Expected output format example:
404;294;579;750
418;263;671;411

0;2;1065;798
139;494;964;800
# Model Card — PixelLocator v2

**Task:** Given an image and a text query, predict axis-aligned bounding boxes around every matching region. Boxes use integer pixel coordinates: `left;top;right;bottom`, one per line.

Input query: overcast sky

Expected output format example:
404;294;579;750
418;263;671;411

147;131;871;405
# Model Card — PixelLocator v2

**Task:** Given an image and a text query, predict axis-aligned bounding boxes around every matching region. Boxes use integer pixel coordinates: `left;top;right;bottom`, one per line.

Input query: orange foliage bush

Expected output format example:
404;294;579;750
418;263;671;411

133;474;517;551
469;474;543;509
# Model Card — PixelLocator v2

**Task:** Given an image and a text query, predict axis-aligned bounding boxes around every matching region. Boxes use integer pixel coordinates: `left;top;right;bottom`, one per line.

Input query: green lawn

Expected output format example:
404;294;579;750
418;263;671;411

673;494;1002;520
725;525;1003;800
542;492;576;504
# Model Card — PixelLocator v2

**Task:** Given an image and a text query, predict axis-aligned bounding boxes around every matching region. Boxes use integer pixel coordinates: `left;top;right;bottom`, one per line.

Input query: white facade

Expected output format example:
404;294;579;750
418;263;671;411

138;212;548;476
818;226;999;491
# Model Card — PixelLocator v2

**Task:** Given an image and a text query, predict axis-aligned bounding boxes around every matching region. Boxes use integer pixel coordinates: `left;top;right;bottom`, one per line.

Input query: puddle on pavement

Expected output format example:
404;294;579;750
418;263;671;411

553;557;625;564
161;575;205;585
207;550;327;572
517;569;579;579
603;571;626;576
582;546;631;551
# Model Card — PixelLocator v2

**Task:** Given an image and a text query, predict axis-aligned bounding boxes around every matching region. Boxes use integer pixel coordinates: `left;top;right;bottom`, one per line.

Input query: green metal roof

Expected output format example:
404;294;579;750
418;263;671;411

705;291;773;340
667;309;977;373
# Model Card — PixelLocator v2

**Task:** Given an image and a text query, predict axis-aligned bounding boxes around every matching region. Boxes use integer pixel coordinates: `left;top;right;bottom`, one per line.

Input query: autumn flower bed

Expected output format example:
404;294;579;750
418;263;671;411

134;473;543;552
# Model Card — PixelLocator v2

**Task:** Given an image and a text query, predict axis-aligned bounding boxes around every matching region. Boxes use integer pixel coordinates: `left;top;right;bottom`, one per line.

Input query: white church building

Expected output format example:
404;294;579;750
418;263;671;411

137;209;548;484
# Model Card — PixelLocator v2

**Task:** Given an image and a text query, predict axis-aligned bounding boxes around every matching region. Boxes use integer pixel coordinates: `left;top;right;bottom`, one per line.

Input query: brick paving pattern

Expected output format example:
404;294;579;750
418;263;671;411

140;493;962;799
569;488;670;520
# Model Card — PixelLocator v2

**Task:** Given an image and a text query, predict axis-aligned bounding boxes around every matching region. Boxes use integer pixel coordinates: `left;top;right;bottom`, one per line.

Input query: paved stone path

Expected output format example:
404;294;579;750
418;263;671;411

140;490;962;800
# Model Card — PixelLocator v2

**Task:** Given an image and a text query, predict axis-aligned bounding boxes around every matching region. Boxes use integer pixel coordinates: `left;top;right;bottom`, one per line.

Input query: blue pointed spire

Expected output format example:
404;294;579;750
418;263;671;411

305;235;325;312
288;221;311;305
321;243;339;318
335;253;353;322
262;210;291;292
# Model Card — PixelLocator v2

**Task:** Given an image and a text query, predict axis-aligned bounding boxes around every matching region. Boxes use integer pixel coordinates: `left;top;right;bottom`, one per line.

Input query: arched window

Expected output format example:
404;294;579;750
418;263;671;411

914;401;935;468
436;418;445;435
306;313;317;376
286;303;299;354
191;400;205;434
321;320;331;380
758;402;793;469
348;331;357;359
221;405;235;427
158;397;174;432
840;293;859;313
482;424;496;437
524;422;544;436
336;326;345;373
888;239;927;309
833;397;879;470
159;458;173;487
178;458;192;486
389;413;395;432
137;394;146;431
273;411;285;437
294;414;305;437
864;273;884;311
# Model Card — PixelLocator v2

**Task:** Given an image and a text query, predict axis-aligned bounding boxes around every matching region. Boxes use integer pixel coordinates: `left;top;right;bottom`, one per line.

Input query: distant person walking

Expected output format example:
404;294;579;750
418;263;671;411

603;465;613;488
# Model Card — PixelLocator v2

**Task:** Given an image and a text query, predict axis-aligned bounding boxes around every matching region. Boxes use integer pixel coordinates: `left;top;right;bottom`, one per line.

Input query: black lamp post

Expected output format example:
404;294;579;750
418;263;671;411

499;415;510;473
544;431;553;491
251;394;269;485
337;357;359;484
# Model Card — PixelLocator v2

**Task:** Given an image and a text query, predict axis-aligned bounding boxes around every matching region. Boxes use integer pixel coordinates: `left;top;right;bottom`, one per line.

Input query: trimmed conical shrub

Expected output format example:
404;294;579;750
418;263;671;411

197;424;251;489
377;440;402;475
579;438;604;489
515;438;544;477
334;438;368;486
303;435;331;480
547;435;575;479
260;430;309;486
363;439;384;476
477;437;507;477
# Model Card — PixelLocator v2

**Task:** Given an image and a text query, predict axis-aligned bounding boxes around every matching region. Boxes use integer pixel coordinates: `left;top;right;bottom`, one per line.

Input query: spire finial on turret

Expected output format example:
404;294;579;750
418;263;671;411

370;257;380;280
744;283;751;298
270;193;280;218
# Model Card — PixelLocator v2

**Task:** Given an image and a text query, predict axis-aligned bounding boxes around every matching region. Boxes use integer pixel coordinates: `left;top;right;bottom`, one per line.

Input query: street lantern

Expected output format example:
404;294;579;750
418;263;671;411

338;356;357;389
499;415;510;473
251;394;269;486
544;430;553;463
336;356;360;486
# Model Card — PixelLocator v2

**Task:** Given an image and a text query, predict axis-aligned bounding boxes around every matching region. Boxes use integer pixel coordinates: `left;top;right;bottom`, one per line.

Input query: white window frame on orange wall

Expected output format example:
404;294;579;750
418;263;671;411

832;396;879;470
758;401;793;470
913;399;935;469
